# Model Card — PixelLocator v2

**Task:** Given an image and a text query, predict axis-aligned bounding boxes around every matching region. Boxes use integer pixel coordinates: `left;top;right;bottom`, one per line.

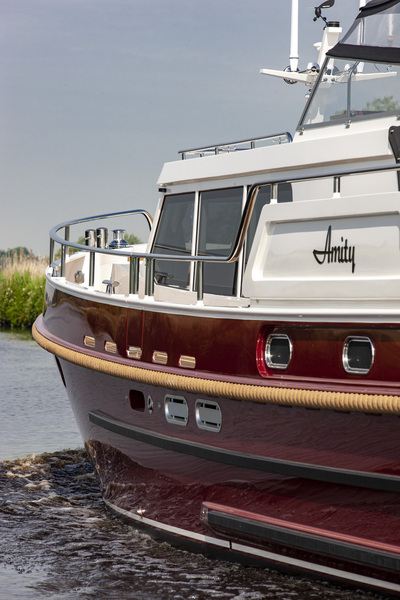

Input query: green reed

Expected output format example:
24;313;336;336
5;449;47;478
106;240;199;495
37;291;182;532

0;254;47;329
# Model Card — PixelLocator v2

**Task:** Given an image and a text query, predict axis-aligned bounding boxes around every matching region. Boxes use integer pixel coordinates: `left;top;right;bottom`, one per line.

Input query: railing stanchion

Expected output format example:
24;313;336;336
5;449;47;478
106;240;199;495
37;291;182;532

145;258;155;297
129;256;140;295
197;261;204;302
89;251;95;287
61;245;66;277
49;239;55;265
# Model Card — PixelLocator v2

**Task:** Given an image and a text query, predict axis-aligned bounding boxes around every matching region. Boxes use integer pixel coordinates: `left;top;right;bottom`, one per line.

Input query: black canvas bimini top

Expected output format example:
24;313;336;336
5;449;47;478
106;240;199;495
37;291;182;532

327;0;400;62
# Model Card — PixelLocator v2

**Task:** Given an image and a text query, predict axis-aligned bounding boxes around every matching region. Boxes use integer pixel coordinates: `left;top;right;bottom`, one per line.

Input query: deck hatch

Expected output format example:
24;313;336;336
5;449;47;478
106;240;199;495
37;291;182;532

343;337;374;375
195;400;222;432
164;395;188;426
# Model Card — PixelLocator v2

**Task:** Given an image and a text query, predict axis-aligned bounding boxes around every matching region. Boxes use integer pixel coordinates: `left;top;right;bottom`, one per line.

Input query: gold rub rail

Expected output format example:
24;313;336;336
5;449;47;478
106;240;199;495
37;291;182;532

33;321;400;416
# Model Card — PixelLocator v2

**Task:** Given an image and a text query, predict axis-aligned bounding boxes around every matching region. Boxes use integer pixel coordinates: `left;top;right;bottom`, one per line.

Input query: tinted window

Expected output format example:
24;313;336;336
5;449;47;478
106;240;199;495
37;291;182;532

197;188;243;296
153;193;194;289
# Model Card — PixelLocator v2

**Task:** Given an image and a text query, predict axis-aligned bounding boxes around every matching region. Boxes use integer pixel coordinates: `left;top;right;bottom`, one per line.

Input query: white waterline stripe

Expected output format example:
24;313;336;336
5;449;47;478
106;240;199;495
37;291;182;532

104;499;230;549
105;499;400;594
104;500;400;592
233;543;400;593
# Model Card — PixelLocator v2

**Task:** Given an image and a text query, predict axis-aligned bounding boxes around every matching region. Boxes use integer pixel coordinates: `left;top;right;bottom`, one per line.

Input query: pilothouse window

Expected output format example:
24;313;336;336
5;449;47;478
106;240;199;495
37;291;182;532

153;188;243;296
197;187;243;296
300;58;399;127
153;193;195;289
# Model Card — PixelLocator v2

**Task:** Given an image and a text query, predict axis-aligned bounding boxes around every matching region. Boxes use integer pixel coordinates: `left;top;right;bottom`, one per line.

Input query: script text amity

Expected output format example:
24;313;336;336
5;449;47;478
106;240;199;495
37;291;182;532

313;226;356;273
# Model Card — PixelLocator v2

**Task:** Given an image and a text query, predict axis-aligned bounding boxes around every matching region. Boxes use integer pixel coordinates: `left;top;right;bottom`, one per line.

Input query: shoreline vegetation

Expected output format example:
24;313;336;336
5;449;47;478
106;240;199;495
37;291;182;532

1;234;141;330
0;248;47;329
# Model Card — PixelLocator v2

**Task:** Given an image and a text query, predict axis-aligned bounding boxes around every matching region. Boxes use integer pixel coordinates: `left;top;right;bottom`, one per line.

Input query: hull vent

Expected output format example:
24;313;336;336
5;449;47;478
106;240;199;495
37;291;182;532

196;400;222;432
164;395;188;426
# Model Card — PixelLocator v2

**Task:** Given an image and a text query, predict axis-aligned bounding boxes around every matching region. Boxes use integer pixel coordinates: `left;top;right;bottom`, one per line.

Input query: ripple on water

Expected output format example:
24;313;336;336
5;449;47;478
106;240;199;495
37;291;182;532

0;449;390;600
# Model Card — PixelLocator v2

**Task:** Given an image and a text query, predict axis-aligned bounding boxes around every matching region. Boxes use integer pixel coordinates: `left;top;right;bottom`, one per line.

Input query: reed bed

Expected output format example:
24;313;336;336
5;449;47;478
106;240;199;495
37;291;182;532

0;252;48;329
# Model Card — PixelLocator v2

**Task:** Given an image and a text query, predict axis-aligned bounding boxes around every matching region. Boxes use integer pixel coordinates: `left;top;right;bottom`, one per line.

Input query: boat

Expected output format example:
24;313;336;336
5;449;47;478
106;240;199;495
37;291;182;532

33;0;400;594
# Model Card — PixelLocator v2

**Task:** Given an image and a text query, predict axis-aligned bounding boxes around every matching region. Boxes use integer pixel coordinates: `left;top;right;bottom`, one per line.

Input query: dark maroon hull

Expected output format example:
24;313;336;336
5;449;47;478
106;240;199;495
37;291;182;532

33;282;400;595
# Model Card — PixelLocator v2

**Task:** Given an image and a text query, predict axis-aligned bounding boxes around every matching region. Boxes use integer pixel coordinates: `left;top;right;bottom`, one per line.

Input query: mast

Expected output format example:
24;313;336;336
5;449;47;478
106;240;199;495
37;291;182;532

289;0;299;73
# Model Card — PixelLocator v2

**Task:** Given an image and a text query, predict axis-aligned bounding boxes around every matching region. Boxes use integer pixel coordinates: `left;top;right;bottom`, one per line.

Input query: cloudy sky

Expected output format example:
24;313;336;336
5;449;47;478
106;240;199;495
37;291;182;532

1;0;362;255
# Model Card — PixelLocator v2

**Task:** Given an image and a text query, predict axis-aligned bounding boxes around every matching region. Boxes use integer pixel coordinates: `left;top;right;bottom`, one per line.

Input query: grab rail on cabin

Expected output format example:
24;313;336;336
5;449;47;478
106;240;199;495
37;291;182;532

48;163;400;302
178;132;293;159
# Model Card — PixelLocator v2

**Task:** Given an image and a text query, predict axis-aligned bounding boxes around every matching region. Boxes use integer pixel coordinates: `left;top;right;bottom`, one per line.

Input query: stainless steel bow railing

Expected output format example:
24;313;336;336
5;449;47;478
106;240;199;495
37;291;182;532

48;163;400;302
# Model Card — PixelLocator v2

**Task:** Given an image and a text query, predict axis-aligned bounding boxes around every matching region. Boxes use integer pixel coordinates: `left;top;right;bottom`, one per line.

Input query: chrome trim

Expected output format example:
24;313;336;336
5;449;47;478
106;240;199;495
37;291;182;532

104;499;400;593
342;336;375;375
179;132;292;159
83;335;95;348
48;163;400;299
105;341;117;354
104;499;230;548
102;279;120;294
152;351;168;365
231;542;400;593
195;400;222;432
265;334;292;370
179;355;196;369
127;346;142;359
164;395;188;426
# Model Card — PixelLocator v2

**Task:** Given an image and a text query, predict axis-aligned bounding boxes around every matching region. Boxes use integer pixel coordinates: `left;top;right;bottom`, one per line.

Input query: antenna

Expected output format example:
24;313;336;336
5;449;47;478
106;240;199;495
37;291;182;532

313;0;335;25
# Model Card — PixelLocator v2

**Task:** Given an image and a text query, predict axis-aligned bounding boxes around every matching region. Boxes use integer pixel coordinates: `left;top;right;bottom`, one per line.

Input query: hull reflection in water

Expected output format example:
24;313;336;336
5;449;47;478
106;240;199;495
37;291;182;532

0;449;385;600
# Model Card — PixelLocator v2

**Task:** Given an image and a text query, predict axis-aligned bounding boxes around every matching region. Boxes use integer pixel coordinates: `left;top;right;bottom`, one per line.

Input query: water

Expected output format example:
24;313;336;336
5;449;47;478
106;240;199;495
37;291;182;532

0;330;82;460
0;330;391;599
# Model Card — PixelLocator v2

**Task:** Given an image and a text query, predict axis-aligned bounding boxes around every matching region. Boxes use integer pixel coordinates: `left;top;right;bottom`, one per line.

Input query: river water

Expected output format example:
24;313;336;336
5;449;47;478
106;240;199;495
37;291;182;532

0;330;391;599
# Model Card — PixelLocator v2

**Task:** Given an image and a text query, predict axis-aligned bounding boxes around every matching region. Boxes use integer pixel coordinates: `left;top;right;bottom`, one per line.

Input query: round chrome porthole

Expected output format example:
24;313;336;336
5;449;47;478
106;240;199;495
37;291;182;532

265;334;292;370
342;337;374;375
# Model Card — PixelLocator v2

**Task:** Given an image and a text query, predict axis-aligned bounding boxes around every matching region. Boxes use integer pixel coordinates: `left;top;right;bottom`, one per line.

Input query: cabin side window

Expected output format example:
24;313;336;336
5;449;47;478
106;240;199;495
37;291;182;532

197;187;243;296
152;193;195;289
246;183;292;262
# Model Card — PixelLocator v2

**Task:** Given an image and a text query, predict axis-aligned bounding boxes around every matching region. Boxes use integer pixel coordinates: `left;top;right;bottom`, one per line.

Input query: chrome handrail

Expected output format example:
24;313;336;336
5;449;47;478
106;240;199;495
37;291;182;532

48;163;400;301
179;132;293;159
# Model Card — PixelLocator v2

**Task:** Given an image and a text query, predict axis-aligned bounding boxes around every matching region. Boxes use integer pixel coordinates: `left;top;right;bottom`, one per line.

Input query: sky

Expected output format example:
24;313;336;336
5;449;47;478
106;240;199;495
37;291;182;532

1;0;363;256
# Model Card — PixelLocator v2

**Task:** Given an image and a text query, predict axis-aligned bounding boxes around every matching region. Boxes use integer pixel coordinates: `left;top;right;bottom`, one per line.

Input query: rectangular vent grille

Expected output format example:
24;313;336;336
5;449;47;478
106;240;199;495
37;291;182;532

195;400;222;432
164;395;188;426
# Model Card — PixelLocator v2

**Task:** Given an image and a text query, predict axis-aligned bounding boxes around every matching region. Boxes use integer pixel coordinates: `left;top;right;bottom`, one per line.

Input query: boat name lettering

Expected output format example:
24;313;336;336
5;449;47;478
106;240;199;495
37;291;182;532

313;226;356;273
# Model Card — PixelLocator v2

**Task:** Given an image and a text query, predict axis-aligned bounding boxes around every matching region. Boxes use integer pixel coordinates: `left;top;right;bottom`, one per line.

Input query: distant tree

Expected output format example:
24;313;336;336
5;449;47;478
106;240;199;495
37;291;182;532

364;95;400;112
54;236;85;260
125;233;142;245
0;246;31;258
53;233;142;260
